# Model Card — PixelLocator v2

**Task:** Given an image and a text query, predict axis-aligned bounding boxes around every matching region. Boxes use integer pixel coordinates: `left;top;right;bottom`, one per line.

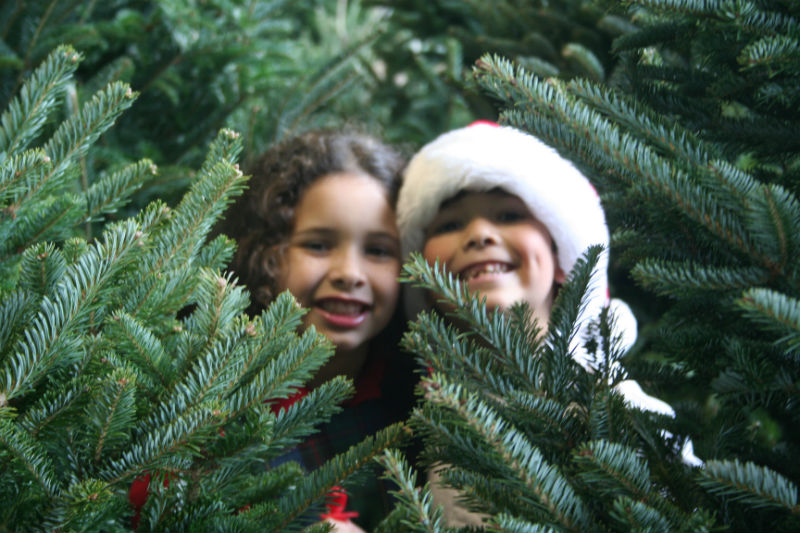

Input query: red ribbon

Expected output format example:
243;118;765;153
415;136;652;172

320;486;359;522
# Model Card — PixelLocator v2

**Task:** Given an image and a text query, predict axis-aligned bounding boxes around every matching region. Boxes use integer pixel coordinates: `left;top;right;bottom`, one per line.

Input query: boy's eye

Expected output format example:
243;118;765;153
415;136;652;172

365;245;396;258
496;210;526;223
428;219;461;235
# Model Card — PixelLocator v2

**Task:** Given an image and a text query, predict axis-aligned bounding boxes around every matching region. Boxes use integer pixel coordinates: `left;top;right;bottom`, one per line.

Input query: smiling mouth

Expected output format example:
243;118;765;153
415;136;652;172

459;262;513;281
317;299;369;316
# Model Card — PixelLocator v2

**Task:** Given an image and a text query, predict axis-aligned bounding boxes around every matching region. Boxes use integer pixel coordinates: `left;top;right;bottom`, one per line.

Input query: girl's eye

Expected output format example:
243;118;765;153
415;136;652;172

300;240;329;252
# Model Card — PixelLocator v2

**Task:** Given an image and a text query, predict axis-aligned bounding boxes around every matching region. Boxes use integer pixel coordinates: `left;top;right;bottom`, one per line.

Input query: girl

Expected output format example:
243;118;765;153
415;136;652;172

217;129;416;532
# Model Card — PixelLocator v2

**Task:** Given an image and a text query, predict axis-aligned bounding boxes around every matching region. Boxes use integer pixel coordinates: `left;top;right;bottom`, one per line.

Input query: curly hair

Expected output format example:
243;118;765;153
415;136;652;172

217;129;405;314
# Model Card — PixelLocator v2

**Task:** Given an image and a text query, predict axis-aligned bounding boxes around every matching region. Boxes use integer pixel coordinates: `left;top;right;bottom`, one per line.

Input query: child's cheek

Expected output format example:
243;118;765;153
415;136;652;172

421;236;452;267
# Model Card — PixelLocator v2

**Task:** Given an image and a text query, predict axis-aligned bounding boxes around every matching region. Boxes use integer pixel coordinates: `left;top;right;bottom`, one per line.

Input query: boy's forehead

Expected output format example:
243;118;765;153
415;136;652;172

438;187;514;208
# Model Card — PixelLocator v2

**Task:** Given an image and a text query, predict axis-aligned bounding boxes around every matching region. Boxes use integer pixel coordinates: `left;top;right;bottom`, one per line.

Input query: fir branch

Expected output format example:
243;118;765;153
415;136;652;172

0;194;83;260
276;28;382;137
490;513;559;533
698;459;799;513
189;269;250;348
133;130;246;295
195;234;236;273
561;43;604;81
439;466;534;520
506;392;573;452
401;310;520;400
574;440;651;500
0;219;144;401
119;263;195;330
569;79;715;173
0;45;79;158
275;422;409;531
164;319;249;420
401;253;546;391
475;54;782;269
197;128;243;178
56;478;129;533
736;288;800;357
375;449;444;533
85;367;136;464
101;400;225;485
266;376;353;455
17;378;87;437
211;460;304;522
421;374;592;532
745;183;800;274
17;241;65;299
632;259;770;296
401;253;493;334
542;246;599;372
0;415;60;498
199;410;278;485
16;0;59;75
231;327;334;421
84;158;159;222
104;311;175;389
0;289;37;356
609;496;671;532
0;148;50;207
611;21;692;53
226;291;307;394
9;81;136;211
739;34;800;74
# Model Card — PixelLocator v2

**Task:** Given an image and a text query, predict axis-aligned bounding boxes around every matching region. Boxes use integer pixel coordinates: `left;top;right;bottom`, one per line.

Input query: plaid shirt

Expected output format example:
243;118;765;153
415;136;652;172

273;349;417;530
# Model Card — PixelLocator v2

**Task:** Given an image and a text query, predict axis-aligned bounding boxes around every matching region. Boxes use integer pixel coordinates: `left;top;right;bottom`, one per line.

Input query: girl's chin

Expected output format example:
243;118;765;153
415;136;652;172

314;326;369;353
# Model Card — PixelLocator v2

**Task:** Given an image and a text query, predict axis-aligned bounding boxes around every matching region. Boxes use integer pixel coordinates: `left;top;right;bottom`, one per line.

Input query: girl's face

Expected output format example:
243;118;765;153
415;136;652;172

422;190;565;326
278;172;401;354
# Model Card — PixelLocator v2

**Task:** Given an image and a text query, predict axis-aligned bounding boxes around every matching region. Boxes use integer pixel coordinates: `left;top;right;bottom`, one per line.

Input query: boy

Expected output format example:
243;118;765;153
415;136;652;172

395;121;701;526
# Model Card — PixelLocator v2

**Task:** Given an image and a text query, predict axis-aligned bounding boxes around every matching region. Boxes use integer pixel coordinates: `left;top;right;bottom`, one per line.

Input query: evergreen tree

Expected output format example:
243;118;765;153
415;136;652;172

0;0;402;207
365;0;636;141
0;45;406;532
379;0;799;531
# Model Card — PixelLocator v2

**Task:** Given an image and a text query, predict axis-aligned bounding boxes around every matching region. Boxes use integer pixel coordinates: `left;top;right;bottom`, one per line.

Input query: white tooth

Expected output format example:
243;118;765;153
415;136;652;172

321;301;362;315
466;263;509;280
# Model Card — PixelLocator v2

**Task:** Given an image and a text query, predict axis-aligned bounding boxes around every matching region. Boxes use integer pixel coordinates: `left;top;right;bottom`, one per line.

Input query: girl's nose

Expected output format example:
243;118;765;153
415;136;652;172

329;248;367;289
462;218;499;251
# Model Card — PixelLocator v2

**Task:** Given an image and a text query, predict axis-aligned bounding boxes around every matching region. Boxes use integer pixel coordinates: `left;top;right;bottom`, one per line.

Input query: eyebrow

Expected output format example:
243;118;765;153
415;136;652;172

292;227;335;237
293;227;399;241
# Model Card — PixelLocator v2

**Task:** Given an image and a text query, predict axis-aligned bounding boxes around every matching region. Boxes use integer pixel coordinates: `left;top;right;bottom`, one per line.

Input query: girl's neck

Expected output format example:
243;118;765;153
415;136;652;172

307;343;370;390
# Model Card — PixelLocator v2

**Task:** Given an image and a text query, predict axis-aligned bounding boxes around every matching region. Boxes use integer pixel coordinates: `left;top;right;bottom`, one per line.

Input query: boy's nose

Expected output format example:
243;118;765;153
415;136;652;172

462;218;498;250
329;248;366;289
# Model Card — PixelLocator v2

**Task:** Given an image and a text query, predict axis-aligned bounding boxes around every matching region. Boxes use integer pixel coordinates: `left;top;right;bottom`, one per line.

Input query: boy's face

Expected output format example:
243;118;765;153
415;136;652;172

422;190;565;325
278;172;401;355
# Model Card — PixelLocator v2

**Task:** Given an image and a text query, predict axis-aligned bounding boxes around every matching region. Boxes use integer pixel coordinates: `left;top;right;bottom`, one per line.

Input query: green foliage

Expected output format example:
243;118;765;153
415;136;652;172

381;253;713;532
0;46;407;532
365;0;639;141
0;0;411;210
374;0;800;530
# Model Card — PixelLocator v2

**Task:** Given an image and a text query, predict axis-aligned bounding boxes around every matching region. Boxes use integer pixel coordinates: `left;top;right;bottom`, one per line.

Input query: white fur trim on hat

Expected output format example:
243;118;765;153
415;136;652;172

397;122;631;368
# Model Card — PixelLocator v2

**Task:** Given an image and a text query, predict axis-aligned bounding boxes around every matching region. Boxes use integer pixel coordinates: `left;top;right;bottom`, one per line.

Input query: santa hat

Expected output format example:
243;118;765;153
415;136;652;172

396;122;703;467
397;121;637;368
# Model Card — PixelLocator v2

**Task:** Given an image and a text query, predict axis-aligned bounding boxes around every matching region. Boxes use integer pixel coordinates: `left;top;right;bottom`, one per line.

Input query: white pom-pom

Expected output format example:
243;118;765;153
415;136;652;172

614;379;675;417
608;298;638;353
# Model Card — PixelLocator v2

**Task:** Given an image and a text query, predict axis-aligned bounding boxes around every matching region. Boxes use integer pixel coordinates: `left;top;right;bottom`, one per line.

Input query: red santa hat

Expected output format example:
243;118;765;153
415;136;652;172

397;121;637;369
